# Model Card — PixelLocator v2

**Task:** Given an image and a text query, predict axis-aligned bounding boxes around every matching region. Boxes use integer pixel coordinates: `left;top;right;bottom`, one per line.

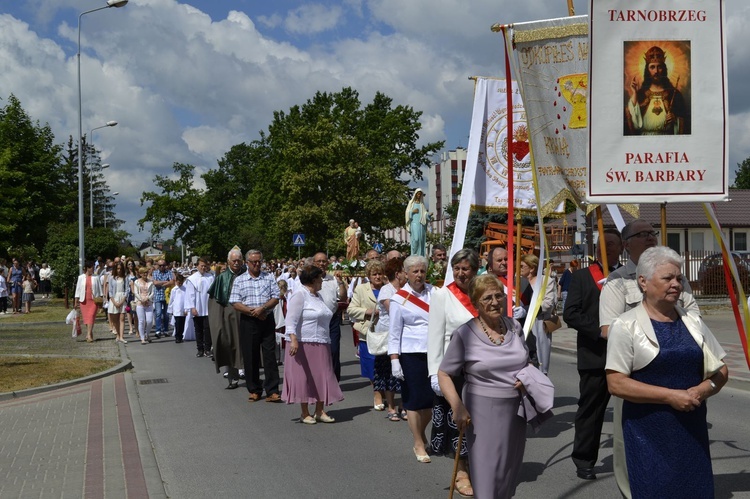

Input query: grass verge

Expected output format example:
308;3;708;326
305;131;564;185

0;356;120;393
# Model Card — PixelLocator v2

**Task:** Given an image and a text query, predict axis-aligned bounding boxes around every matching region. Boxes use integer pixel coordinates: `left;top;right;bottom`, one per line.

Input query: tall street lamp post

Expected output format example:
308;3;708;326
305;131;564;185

77;0;128;272
88;120;117;227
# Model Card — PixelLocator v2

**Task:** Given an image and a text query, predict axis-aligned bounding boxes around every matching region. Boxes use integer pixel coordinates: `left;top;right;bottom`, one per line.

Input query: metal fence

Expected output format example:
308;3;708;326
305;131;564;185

574;250;750;298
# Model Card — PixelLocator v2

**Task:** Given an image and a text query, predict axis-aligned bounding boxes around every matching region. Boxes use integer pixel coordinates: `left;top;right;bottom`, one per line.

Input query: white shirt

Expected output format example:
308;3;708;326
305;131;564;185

375;283;396;334
318;273;341;314
285;288;334;344
186;271;214;317
168;285;188;317
388;282;433;355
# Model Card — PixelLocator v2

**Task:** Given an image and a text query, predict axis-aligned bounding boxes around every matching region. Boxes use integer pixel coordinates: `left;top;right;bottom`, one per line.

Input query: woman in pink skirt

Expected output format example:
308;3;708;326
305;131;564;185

282;265;344;424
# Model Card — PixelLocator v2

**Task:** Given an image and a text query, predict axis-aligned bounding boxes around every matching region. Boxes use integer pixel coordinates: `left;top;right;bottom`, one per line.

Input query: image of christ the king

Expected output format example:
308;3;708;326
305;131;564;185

624;41;691;136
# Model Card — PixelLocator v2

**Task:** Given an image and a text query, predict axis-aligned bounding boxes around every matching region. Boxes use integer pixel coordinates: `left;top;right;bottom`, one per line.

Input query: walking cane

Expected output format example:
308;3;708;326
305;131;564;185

448;422;467;499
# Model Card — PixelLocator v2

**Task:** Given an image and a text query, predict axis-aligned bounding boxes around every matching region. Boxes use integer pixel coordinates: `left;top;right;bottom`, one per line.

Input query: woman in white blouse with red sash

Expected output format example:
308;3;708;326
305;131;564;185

388;255;434;463
427;248;479;495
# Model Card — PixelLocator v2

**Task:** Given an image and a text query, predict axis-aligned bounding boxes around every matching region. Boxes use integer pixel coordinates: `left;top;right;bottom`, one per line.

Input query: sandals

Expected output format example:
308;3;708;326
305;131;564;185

413;447;431;463
247;393;261;402
314;413;335;423
455;473;474;497
400;409;408;420
373;403;385;411
387;412;401;422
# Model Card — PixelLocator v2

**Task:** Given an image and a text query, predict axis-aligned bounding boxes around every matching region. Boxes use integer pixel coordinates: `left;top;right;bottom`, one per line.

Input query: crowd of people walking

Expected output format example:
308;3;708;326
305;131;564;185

11;216;729;498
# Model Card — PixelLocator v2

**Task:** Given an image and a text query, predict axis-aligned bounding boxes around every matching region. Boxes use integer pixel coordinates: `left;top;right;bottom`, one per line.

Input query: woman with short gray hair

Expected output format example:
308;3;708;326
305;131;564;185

388;254;434;462
607;246;728;498
427;248;480;495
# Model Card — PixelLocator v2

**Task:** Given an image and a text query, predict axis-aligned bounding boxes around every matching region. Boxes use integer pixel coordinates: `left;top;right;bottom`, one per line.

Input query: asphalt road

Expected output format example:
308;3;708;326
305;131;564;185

125;326;750;499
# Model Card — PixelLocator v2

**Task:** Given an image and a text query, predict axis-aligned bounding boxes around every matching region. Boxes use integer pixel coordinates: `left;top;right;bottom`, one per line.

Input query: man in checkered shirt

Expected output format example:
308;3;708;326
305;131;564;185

152;259;175;338
230;250;281;402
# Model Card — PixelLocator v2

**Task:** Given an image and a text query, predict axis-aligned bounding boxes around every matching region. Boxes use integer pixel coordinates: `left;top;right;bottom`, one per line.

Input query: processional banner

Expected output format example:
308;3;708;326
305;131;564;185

587;0;728;202
447;77;530;285
503;15;589;216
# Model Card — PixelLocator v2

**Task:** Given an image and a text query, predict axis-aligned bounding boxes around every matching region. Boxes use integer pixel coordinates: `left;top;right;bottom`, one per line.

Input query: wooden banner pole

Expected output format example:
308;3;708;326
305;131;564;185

596;206;609;276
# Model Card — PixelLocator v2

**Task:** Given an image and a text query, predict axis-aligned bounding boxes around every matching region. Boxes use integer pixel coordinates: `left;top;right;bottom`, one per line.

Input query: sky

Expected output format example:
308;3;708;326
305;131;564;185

1;0;749;246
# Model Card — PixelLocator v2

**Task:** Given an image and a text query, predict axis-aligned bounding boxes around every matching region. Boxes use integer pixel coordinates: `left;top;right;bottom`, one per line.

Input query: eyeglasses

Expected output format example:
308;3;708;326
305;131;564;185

247;260;262;265
478;292;506;305
627;230;659;240
230;259;243;264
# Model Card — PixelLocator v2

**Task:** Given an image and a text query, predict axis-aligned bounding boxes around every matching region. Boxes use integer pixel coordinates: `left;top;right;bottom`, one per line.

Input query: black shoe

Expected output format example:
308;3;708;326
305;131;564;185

196;351;204;358
175;339;183;343
576;468;596;480
226;379;239;390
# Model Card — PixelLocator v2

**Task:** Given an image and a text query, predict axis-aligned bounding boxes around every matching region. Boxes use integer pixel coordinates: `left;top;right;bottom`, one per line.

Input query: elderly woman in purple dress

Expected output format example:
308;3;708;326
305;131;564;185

438;274;530;499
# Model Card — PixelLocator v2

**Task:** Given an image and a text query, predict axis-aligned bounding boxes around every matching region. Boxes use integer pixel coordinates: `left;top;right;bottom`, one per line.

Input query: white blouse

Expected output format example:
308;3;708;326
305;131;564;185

285;288;334;344
375;283;396;334
388;282;433;355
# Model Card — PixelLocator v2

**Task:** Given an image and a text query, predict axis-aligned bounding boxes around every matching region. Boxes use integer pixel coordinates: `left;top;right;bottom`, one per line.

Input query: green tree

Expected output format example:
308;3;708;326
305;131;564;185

0;94;66;256
43;223;125;296
732;157;750;189
139;88;443;259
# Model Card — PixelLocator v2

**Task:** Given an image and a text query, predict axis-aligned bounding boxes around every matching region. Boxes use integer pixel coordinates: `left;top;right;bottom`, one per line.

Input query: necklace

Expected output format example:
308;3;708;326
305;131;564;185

478;317;505;345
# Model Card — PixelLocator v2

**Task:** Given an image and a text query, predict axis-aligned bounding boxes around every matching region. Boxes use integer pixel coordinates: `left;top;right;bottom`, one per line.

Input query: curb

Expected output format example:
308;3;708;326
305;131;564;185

0;341;132;401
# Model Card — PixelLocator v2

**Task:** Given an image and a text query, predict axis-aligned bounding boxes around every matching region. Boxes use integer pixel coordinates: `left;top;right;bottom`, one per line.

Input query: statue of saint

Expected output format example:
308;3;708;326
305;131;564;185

405;188;427;257
344;219;361;261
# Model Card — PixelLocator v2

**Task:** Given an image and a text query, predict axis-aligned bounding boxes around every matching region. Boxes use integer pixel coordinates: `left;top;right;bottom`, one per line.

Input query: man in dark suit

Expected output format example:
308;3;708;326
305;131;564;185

563;228;623;480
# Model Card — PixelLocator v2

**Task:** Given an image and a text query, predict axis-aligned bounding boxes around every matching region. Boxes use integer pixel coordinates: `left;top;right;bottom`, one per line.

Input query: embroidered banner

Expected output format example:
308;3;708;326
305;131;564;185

503;16;590;215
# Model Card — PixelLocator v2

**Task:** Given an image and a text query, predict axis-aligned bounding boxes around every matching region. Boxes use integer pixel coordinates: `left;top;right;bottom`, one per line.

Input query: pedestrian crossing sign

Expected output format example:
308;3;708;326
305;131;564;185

292;233;306;247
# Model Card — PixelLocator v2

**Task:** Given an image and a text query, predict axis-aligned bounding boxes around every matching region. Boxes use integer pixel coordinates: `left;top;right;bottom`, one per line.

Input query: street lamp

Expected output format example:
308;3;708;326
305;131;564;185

77;0;128;272
104;192;119;228
88;120;117;227
90;162;110;227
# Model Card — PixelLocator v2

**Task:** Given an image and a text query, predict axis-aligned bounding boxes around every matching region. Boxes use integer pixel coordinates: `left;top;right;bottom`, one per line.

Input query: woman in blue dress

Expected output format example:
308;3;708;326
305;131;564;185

606;247;729;499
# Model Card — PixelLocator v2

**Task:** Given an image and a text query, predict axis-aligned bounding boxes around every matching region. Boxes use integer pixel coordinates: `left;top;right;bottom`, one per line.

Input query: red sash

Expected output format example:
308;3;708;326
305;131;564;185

497;276;508;288
589;263;605;291
395;289;430;313
446;282;478;317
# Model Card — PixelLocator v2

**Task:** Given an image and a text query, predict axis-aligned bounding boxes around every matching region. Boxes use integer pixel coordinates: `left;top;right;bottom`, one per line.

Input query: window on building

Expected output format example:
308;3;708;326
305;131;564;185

667;233;680;253
735;232;748;251
690;232;704;251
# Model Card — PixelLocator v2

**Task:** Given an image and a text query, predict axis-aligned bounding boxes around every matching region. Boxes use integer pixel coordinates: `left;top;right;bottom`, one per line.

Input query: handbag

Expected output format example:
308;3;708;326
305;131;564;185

366;320;388;356
543;313;562;334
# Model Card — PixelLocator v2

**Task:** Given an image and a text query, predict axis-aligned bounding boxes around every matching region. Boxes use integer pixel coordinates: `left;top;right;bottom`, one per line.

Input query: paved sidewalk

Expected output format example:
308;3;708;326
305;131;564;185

0;372;165;498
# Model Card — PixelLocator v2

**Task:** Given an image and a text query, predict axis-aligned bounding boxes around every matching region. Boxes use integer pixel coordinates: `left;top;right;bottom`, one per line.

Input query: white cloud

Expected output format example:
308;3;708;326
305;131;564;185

0;0;748;247
284;4;343;35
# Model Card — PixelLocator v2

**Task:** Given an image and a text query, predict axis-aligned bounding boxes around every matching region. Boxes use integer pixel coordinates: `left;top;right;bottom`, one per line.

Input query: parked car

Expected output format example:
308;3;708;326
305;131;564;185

697;251;750;295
